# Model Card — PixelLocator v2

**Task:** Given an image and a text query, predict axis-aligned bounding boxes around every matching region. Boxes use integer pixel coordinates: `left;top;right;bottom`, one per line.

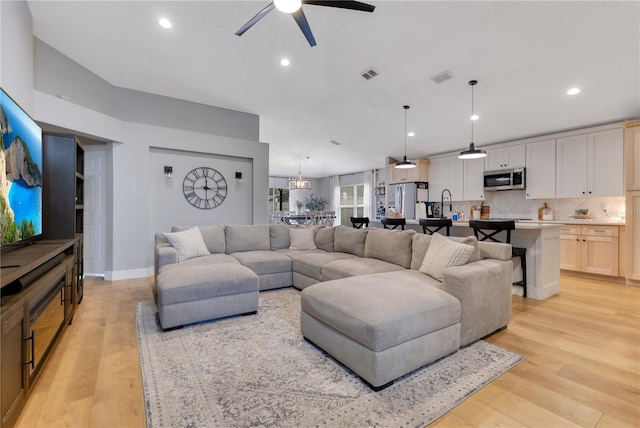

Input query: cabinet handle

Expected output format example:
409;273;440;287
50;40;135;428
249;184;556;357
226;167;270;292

25;331;35;369
582;191;586;194
594;229;606;233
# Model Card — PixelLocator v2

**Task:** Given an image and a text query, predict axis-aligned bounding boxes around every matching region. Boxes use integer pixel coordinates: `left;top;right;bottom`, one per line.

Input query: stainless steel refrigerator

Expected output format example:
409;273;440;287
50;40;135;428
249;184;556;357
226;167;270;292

388;182;429;220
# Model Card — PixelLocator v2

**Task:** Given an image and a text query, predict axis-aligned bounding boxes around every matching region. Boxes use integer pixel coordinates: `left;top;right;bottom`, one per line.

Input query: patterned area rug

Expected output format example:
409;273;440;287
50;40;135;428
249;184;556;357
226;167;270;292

137;288;523;427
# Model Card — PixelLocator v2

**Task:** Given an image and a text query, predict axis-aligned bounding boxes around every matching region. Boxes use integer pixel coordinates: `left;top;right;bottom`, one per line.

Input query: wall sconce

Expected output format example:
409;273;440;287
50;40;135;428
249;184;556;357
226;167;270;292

235;171;243;182
164;166;173;178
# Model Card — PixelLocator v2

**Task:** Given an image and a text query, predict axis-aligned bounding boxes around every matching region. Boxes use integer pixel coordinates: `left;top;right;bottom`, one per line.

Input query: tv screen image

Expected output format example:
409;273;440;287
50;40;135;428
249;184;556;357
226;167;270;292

0;88;43;247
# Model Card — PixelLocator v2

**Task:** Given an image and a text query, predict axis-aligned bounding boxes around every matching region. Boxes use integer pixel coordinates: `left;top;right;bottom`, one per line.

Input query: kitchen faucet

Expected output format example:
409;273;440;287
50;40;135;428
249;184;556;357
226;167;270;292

441;189;452;218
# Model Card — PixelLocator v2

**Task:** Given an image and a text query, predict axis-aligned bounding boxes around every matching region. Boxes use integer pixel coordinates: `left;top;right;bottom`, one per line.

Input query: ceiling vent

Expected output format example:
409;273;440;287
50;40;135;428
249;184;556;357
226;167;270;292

430;70;455;84
361;68;379;80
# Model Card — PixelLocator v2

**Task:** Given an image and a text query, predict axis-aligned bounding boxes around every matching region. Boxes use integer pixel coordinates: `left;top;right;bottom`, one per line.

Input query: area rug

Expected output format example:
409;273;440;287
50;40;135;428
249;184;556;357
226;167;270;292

137;288;524;427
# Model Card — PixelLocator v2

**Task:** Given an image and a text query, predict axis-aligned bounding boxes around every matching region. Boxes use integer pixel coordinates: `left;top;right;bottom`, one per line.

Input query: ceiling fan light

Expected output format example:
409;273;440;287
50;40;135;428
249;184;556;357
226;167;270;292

458;142;487;159
274;0;302;13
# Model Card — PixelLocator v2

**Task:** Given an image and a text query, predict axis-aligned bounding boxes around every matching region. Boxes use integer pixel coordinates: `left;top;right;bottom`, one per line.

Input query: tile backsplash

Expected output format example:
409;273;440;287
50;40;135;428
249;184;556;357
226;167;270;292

449;190;626;222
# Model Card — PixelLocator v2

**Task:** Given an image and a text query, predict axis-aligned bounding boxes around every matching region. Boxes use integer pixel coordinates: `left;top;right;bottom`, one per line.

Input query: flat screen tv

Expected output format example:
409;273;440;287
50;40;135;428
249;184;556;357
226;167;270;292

0;87;43;250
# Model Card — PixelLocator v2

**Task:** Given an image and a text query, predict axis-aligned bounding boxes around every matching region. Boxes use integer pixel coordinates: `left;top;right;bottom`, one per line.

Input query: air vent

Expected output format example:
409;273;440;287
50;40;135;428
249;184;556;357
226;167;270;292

430;70;455;84
361;68;379;80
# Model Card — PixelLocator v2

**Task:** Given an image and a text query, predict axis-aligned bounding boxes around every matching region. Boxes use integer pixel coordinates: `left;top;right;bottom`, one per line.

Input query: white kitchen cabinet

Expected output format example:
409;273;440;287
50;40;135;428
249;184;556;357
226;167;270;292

462;157;485;201
484;144;526;170
556;128;623;198
428;155;463;205
525;139;556;199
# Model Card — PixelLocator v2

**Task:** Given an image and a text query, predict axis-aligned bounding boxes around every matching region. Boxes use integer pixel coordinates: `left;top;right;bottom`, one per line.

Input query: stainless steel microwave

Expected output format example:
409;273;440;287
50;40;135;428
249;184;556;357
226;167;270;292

483;167;526;191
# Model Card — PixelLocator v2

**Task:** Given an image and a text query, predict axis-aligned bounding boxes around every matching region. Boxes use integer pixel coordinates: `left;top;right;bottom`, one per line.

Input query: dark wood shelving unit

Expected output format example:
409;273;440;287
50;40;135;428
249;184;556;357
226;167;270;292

42;133;84;302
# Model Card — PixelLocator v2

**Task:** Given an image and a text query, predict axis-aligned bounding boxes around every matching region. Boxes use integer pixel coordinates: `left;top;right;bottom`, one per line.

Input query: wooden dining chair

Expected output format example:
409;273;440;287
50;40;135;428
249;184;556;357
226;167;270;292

350;217;369;229
469;220;527;297
381;217;406;230
419;218;452;236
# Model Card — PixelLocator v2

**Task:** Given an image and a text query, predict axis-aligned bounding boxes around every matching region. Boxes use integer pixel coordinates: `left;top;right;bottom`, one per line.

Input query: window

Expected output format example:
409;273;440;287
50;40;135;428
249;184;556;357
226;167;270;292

339;184;364;226
268;188;290;212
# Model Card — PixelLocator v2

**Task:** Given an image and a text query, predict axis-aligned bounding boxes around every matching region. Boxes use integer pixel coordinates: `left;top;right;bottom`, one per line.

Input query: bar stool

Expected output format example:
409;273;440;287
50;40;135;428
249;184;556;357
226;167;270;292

469;220;528;298
350;217;369;229
381;217;406;230
419;218;452;236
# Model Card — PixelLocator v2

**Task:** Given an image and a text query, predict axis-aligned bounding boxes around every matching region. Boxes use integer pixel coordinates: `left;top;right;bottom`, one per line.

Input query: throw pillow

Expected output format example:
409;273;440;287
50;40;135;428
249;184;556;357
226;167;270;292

289;227;317;250
164;227;210;262
419;232;474;281
449;235;482;262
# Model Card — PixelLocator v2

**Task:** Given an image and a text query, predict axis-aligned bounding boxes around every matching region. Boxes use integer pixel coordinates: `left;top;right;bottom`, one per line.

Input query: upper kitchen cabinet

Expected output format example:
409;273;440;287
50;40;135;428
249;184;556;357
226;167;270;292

387;159;430;184
428;155;463;202
484;144;526;170
525;139;556;199
624;124;640;191
556;128;623;198
462;157;485;201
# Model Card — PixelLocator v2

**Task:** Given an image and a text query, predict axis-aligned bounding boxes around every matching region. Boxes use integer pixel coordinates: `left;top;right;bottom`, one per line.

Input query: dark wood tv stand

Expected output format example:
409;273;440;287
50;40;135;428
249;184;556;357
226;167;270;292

0;238;80;428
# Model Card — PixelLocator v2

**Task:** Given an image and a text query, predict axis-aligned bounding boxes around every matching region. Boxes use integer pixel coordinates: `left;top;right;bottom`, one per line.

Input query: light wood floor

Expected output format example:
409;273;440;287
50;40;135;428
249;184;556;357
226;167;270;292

16;275;639;427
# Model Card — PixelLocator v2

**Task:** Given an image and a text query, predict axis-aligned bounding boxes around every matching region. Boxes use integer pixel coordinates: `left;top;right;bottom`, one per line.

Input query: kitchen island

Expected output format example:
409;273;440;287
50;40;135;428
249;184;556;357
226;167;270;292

371;219;562;300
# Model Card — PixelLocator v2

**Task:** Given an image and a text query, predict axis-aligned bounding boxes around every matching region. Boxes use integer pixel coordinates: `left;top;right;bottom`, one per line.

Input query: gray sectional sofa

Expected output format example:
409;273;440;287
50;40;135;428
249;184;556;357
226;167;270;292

154;224;513;389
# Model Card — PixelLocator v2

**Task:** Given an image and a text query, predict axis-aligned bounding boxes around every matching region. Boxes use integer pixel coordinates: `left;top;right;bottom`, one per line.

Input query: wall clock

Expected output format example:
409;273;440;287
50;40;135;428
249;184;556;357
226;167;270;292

182;167;227;209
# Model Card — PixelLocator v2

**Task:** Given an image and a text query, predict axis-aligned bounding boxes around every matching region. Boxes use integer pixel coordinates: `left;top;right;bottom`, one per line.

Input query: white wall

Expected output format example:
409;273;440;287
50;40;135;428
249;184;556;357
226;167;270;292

32;92;268;280
0;0;33;112
0;8;270;280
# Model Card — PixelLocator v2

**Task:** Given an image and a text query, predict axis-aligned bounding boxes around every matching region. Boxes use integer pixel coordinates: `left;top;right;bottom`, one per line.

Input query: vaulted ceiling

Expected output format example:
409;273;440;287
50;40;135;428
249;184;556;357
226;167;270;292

28;1;640;178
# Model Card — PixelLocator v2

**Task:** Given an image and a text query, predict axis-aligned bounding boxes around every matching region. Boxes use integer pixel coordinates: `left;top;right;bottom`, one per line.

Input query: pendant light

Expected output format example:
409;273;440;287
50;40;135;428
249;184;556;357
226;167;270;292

395;105;416;169
288;157;312;190
458;80;487;159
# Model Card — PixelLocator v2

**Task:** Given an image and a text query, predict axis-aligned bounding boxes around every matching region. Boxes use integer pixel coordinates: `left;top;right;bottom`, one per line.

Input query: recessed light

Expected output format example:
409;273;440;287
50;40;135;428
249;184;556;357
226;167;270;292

280;58;290;67
407;132;415;137
159;18;172;29
470;114;479;121
567;87;581;95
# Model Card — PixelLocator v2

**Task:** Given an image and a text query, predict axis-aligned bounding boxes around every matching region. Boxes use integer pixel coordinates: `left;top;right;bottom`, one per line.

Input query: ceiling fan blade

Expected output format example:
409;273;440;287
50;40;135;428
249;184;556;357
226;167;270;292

304;1;375;13
235;2;276;36
291;8;317;47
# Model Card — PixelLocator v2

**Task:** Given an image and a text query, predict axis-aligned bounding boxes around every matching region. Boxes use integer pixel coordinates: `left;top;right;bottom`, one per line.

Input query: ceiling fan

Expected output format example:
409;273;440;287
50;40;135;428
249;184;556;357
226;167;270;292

235;0;376;47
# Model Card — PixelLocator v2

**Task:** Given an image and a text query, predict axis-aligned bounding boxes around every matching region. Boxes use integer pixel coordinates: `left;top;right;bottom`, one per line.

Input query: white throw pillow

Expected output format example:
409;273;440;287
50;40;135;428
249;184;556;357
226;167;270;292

289;227;317;251
419;232;474;281
164;227;211;262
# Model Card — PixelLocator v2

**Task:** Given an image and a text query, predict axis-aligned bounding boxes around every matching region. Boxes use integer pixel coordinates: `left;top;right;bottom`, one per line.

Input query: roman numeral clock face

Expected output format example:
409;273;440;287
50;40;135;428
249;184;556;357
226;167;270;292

182;167;228;209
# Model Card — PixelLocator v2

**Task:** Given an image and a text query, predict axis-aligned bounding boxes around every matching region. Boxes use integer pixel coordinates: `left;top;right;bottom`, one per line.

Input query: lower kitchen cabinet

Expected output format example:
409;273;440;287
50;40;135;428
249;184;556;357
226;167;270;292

626;191;640;282
560;225;619;276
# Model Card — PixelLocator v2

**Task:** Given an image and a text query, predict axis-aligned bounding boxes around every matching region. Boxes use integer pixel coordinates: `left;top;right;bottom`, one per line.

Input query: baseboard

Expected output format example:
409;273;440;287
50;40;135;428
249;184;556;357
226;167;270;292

560;270;626;284
105;267;153;281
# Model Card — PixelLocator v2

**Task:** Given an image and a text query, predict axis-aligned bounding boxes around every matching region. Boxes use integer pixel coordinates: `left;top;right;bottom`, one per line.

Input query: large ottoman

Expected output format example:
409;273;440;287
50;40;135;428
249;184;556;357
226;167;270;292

300;273;461;389
156;262;259;329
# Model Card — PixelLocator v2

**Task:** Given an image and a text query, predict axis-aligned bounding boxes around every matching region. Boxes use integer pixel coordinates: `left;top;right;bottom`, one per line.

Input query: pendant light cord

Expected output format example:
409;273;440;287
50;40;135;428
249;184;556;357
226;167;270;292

403;105;409;158
470;82;474;143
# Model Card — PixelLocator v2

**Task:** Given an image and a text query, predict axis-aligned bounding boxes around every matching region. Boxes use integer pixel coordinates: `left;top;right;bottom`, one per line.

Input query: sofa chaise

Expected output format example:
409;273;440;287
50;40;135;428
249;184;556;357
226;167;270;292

155;224;513;389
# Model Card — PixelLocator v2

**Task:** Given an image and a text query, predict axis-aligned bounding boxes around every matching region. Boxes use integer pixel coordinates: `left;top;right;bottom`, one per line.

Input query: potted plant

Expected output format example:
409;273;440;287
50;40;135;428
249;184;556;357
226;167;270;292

305;194;328;212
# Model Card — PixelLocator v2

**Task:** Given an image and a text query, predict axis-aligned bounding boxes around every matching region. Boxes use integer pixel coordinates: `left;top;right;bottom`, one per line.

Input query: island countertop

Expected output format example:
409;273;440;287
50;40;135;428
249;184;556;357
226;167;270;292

370;218;561;300
371;219;563;230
